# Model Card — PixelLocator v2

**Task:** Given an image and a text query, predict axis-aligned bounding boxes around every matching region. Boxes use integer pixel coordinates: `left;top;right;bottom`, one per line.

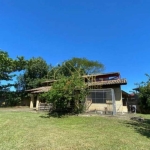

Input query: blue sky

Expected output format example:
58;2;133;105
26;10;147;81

0;0;150;92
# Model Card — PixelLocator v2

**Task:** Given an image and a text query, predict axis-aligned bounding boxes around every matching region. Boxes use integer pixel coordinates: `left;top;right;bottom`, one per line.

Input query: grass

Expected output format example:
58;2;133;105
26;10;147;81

0;110;150;150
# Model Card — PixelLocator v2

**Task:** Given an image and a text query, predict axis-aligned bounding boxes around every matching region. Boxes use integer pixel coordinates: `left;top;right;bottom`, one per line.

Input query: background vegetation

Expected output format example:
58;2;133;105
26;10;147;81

0;50;103;108
137;74;150;113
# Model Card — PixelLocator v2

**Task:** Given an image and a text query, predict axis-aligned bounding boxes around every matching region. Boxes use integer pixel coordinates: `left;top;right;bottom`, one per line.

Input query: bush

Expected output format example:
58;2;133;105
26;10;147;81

0;92;26;107
40;74;88;114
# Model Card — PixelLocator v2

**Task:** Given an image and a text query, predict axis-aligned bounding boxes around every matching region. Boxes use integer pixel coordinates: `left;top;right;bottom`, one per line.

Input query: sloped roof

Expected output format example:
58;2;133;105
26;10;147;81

26;79;127;93
41;80;57;84
26;86;51;93
82;72;120;78
26;72;127;94
87;79;127;86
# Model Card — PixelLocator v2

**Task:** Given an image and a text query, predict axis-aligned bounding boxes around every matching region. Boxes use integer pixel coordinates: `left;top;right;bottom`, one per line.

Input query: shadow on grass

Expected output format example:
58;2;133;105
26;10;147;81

125;118;150;138
39;111;77;118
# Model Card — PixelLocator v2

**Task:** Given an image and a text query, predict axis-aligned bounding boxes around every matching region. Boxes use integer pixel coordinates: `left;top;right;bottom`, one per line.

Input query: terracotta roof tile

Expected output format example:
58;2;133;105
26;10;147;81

87;79;127;86
26;86;51;93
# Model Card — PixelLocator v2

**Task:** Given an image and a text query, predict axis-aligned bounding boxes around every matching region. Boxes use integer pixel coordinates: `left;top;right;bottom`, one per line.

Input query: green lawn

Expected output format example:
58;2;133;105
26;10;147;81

0;110;150;150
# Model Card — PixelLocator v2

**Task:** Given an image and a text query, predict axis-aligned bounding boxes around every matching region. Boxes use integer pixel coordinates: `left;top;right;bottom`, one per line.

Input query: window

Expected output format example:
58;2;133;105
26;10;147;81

87;90;106;103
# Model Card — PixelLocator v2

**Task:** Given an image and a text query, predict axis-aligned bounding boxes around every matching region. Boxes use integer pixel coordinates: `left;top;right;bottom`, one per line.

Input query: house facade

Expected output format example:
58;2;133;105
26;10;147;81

83;72;127;113
26;72;128;113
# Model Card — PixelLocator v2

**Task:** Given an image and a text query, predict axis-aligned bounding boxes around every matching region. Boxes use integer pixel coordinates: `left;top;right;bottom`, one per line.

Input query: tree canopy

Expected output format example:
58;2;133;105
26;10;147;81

16;57;50;91
138;74;150;112
47;57;104;79
0;50;26;91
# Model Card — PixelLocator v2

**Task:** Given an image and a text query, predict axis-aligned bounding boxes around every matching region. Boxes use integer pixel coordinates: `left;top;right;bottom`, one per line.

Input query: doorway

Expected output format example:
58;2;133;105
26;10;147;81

33;96;37;107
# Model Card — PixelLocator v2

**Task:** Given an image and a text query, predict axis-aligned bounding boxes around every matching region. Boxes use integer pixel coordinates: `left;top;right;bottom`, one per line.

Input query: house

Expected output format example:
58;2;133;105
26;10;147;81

83;72;127;114
26;72;128;114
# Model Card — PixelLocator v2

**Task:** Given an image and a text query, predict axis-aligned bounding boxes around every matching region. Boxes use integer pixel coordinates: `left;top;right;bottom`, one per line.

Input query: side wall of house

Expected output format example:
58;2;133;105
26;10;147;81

87;85;128;113
114;87;127;113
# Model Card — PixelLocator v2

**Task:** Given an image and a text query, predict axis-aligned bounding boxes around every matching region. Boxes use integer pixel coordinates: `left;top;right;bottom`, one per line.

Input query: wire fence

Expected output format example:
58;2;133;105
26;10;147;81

86;88;116;115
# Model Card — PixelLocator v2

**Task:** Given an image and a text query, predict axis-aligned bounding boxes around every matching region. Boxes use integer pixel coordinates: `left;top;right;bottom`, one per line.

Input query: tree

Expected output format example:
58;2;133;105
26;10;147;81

48;57;104;78
0;50;26;91
40;73;88;114
39;57;104;114
47;64;62;80
138;74;150;113
16;57;50;90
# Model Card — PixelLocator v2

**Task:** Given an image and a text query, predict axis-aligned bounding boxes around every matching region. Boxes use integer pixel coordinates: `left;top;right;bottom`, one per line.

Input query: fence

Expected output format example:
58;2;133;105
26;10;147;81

38;103;53;111
86;88;116;115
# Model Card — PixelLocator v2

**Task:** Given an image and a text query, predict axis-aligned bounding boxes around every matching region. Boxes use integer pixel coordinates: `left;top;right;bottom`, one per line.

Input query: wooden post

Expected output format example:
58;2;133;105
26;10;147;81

30;94;34;108
36;96;39;110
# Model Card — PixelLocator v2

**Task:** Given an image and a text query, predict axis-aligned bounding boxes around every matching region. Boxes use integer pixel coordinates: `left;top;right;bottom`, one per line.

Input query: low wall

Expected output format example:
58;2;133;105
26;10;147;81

38;103;53;111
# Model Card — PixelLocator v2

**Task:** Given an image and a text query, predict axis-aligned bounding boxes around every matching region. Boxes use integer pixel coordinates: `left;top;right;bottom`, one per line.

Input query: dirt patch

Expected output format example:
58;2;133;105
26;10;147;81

0;107;142;121
0;106;36;112
79;112;141;121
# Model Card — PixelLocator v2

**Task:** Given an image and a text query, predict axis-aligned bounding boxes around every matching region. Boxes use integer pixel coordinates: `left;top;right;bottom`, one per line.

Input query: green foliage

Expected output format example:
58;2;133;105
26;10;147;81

138;74;150;112
63;57;104;75
0;50;14;81
40;73;88;114
0;91;27;106
48;57;104;79
0;50;27;91
16;57;50;90
47;65;62;80
25;57;49;79
16;57;104;90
